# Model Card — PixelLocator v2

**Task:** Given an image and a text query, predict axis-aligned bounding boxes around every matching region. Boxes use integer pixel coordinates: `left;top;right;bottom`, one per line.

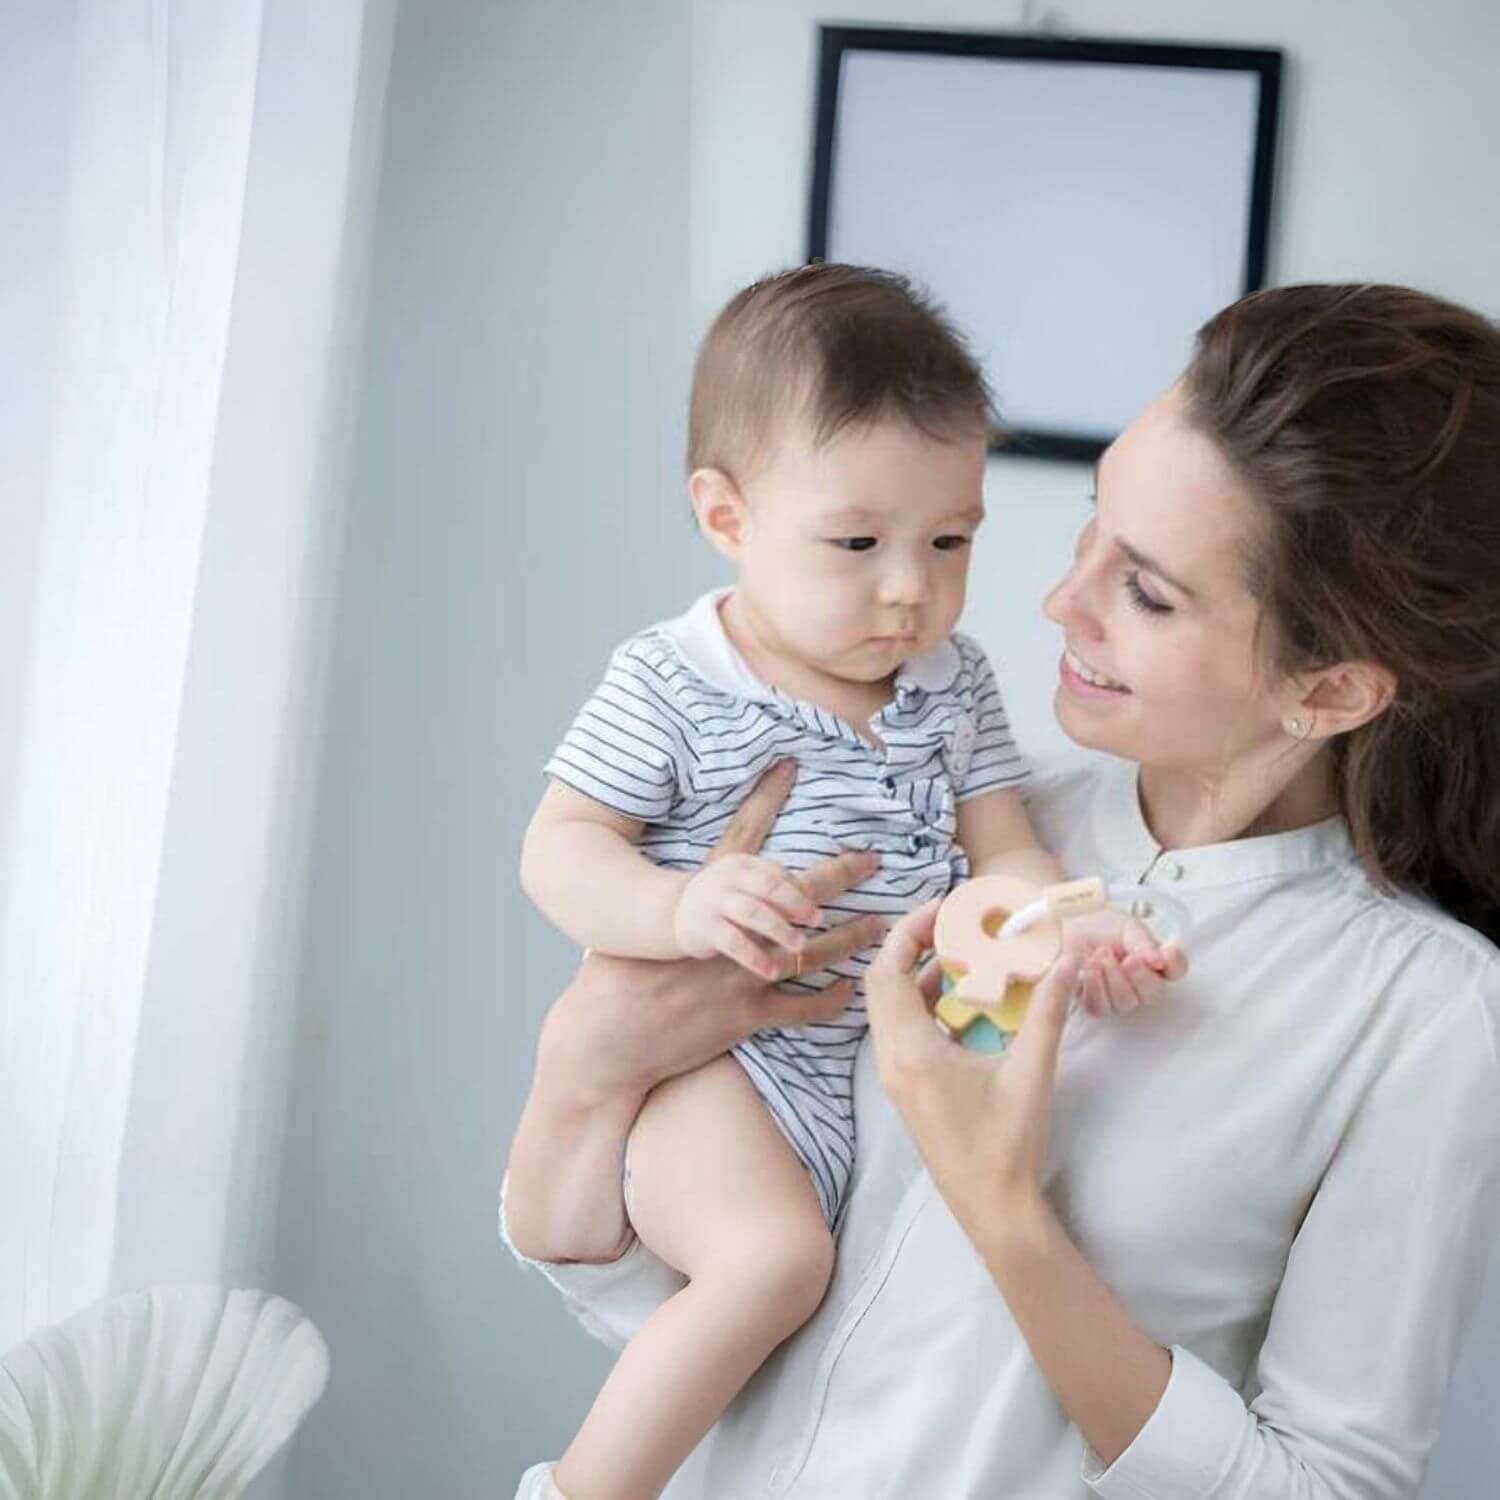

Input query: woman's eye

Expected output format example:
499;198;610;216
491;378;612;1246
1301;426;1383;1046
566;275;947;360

1124;570;1173;616
832;537;877;552
933;535;970;552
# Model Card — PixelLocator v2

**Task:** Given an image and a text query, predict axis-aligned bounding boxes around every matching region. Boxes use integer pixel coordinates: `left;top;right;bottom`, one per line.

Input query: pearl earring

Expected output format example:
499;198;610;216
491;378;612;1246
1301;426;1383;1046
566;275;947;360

1285;716;1306;738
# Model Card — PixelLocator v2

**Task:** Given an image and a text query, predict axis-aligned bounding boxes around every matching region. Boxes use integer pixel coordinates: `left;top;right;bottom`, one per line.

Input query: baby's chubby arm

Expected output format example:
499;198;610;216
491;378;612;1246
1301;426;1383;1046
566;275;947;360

955;788;1185;1017
521;779;819;980
956;784;1066;888
521;781;688;958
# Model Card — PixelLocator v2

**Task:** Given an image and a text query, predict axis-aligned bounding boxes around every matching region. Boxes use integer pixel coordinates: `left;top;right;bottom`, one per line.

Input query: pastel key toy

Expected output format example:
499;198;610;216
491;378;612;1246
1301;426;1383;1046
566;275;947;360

934;875;1194;1053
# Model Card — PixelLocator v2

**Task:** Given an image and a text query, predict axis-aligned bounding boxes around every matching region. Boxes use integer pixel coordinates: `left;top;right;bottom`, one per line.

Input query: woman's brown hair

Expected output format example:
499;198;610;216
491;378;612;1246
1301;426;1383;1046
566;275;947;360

1184;283;1500;944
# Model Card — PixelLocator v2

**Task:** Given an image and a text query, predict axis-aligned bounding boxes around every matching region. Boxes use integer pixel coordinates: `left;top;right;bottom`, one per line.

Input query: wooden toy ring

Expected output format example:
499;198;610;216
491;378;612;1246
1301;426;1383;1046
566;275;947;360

933;874;1063;1051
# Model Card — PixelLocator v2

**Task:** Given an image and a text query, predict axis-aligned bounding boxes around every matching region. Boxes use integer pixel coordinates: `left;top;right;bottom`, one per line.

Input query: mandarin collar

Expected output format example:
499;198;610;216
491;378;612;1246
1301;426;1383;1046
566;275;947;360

655;588;961;705
1090;753;1357;888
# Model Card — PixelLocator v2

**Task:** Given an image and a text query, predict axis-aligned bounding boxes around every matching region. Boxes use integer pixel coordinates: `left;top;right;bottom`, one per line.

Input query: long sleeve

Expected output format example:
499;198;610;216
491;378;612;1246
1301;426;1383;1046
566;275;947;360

1081;981;1500;1499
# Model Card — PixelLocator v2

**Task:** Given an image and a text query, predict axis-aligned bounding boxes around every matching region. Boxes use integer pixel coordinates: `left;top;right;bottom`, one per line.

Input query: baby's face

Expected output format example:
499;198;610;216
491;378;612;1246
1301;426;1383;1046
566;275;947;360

734;416;987;685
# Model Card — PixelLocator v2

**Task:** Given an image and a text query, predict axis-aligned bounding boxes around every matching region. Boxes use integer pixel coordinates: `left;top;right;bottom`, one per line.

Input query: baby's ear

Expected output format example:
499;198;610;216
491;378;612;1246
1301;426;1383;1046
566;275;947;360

688;467;748;559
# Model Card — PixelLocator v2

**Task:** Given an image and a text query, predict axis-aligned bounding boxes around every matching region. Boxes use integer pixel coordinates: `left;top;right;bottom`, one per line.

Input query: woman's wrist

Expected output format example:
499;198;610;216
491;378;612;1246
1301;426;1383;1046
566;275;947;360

971;1185;1060;1267
931;1152;1056;1260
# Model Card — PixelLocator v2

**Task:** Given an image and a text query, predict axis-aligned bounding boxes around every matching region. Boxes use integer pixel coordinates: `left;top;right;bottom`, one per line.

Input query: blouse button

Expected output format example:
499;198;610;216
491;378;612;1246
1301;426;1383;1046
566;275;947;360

1161;859;1184;880
881;775;896;793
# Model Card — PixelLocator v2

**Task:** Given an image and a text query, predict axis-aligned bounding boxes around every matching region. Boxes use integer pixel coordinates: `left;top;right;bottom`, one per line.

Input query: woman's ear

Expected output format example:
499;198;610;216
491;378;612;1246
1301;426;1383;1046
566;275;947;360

688;467;748;561
1290;660;1398;740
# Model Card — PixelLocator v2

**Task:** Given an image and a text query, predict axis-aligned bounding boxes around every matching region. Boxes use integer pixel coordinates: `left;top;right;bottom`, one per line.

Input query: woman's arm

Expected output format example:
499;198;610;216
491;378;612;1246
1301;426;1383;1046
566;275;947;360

963;1194;1172;1469
868;905;1500;1498
866;903;1168;1465
506;762;884;1264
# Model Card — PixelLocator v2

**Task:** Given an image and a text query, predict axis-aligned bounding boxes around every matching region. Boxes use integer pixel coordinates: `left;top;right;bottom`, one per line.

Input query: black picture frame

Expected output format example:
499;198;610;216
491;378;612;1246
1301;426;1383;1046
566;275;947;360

807;26;1284;462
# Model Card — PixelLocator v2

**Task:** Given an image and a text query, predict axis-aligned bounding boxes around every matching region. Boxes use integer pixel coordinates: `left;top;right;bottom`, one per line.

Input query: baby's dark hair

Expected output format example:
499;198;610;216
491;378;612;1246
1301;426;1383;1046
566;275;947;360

687;263;993;477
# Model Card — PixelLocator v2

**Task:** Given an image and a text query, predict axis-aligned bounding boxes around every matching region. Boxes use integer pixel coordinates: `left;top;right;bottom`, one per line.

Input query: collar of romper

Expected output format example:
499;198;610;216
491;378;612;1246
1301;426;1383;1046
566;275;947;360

655;587;962;709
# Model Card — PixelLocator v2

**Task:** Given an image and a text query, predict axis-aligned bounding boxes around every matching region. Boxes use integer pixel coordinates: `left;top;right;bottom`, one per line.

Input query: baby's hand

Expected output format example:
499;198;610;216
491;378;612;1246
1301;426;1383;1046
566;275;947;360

674;854;821;981
1060;909;1187;1017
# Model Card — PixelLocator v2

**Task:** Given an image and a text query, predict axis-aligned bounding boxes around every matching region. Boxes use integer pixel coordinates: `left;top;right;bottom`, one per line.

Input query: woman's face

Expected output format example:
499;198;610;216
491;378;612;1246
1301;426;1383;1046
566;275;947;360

1043;384;1290;774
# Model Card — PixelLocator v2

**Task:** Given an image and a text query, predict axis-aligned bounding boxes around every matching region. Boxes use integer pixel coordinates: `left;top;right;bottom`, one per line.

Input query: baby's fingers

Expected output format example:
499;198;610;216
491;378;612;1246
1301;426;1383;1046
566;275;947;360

713;920;782;982
738;859;820;926
1121;954;1167;1008
1118;915;1167;971
1079;964;1110;1017
1159;942;1189;982
1094;956;1138;1014
724;893;805;957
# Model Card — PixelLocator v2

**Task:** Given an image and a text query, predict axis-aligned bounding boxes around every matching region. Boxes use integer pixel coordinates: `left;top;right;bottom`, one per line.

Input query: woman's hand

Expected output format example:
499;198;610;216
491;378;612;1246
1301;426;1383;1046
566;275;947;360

865;898;1083;1219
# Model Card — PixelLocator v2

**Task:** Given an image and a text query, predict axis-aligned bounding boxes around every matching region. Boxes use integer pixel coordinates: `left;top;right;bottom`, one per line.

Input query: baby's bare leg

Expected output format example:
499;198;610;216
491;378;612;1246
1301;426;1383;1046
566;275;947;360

554;1054;834;1500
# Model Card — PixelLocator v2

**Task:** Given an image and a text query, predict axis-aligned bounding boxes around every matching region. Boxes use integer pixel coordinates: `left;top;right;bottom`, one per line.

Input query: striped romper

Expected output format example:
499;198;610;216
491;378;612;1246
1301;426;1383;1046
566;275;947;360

545;587;1028;1229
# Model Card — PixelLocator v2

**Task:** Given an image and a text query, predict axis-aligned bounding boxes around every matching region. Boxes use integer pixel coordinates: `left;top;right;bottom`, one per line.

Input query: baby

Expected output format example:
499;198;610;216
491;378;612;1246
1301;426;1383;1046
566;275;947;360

519;264;1154;1500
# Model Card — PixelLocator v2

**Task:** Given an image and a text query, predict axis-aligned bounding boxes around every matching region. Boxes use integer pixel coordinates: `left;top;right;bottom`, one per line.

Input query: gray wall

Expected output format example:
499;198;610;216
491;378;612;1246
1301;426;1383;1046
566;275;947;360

269;1;699;1494
271;0;1500;1493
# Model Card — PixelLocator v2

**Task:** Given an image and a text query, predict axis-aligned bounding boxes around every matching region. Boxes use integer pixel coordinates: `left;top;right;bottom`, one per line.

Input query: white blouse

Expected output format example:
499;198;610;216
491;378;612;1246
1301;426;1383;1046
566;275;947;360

502;753;1500;1498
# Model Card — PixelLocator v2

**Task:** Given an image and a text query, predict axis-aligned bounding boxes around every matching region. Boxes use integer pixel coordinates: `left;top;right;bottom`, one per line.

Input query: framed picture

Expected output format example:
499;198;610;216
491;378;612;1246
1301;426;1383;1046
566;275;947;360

808;26;1283;461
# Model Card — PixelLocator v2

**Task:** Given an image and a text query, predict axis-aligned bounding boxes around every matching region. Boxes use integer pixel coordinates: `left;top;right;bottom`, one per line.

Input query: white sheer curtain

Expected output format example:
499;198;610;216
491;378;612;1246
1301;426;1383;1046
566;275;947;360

0;0;392;1351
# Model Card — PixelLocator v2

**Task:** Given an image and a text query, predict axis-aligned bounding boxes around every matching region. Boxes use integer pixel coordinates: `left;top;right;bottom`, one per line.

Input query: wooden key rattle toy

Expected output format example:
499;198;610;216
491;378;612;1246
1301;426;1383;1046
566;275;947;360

934;874;1193;1053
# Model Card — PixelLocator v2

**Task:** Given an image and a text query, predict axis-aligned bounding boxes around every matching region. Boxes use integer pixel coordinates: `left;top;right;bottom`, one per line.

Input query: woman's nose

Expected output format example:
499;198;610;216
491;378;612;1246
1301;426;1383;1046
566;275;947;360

1044;563;1099;636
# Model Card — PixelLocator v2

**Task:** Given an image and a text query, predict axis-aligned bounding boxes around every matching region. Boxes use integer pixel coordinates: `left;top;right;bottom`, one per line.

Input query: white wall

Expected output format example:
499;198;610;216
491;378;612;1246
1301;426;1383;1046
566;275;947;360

269;0;1500;1493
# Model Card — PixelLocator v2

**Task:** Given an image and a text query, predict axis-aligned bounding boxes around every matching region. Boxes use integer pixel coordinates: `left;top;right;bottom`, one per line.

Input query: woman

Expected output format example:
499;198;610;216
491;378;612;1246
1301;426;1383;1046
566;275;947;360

503;283;1500;1498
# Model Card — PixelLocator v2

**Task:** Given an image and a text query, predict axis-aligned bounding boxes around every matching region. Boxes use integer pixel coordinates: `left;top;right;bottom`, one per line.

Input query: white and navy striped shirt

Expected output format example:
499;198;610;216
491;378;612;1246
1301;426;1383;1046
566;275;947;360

545;587;1027;1225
